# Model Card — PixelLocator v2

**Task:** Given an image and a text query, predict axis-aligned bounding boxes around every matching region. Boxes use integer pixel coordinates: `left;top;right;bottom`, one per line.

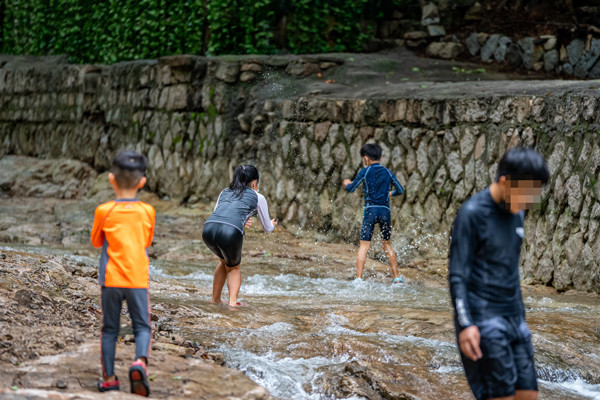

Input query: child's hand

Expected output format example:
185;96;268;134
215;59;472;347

271;218;278;227
342;179;352;187
245;218;253;229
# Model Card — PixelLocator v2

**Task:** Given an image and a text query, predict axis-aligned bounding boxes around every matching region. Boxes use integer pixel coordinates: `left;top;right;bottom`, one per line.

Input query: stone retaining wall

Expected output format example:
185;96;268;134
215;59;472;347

0;55;599;292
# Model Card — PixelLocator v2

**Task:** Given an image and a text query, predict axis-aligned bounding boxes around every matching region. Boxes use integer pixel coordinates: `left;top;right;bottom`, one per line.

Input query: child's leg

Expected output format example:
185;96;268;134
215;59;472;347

382;240;399;279
211;259;227;303
356;241;371;279
101;287;124;380
225;265;242;307
124;288;151;364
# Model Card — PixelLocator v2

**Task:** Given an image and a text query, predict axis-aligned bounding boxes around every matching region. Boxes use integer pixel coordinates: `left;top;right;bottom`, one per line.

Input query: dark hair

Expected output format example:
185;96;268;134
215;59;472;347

111;150;148;189
496;147;549;184
229;165;260;197
360;143;382;161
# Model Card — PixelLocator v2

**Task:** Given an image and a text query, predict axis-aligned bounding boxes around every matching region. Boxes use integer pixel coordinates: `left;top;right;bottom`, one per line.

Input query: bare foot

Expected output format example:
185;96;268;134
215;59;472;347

210;299;224;305
228;301;243;307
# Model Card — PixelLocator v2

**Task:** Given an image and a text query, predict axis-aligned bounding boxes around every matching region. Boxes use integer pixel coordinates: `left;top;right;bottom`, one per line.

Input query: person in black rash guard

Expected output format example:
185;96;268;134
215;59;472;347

202;165;277;307
449;147;549;400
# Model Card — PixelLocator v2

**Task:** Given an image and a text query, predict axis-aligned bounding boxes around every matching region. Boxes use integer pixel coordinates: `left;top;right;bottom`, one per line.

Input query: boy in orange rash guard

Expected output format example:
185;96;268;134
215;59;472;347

91;151;155;397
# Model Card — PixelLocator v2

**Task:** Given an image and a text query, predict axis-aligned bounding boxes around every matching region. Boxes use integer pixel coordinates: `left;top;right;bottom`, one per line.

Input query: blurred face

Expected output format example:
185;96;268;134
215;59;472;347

501;177;543;214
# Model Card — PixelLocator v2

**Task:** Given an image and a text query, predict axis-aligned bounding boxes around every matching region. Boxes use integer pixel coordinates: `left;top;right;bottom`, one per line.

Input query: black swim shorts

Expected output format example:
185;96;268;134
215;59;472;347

202;222;244;267
456;315;538;400
360;206;392;241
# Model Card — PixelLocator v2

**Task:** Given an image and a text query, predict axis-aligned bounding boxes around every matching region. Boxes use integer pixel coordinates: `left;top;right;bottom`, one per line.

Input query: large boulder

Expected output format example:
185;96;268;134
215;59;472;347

0;156;97;199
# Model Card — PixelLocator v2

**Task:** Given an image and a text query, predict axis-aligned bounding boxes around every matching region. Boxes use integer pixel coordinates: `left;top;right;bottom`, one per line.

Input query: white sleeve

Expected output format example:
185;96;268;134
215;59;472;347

256;193;275;233
214;190;224;211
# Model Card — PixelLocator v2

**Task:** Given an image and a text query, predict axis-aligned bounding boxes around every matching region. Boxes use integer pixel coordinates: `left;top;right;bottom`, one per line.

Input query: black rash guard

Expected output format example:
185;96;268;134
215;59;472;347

448;187;526;331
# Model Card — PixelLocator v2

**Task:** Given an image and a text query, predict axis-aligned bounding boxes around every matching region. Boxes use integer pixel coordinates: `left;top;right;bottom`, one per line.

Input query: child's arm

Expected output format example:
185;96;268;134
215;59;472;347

448;206;477;332
343;168;366;193
146;205;156;248
256;193;276;233
90;206;105;248
390;171;405;196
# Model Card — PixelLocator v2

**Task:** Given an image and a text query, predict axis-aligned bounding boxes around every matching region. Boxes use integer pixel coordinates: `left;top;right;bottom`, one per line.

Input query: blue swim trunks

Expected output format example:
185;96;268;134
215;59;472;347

360;207;391;241
456;315;538;400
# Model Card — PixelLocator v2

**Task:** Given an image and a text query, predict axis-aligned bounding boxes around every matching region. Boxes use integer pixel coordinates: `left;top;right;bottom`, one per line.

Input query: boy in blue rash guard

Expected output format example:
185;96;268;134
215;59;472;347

449;147;549;400
342;143;405;283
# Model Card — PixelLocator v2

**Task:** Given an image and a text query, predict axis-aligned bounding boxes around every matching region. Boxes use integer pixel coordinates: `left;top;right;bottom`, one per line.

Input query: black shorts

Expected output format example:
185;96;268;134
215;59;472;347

456;315;538;400
202;222;244;267
360;207;391;241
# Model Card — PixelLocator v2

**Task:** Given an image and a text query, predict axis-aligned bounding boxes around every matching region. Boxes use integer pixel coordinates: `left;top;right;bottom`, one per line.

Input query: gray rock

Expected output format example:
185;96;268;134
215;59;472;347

493;36;512;62
426;42;464;59
421;2;440;26
465;2;483;21
588;60;600;79
427;25;446;37
240;71;257;82
506;43;522;67
517;37;535;69
541;35;557;51
560;45;568;62
481;34;500;62
404;31;428;40
544;50;559;72
214;62;240;83
563;63;574;75
465;32;480;56
574;39;600;78
567;39;585;66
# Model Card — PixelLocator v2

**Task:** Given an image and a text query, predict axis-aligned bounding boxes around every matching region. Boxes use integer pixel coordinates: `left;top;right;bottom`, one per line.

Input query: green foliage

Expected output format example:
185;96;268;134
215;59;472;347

1;0;412;63
207;0;276;55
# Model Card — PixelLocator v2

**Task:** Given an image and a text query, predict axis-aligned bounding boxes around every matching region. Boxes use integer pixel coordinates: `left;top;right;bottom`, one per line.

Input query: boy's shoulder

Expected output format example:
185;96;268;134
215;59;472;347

94;200;155;219
94;200;116;214
456;189;492;221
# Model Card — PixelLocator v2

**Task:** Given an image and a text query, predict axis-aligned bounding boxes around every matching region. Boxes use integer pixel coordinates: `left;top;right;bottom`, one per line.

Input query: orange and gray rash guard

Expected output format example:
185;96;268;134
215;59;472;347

91;199;155;288
448;188;525;331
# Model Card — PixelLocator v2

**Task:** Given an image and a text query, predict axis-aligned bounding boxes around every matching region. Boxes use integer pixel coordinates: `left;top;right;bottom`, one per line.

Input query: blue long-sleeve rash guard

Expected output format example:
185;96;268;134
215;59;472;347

345;163;405;209
448;188;526;331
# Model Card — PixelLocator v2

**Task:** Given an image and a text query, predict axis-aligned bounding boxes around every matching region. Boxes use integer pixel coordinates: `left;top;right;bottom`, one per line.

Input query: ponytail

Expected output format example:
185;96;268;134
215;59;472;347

229;165;260;197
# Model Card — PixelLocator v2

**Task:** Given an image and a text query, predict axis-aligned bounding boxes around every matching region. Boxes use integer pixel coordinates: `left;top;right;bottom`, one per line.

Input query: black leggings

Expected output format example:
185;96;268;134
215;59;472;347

202;222;244;267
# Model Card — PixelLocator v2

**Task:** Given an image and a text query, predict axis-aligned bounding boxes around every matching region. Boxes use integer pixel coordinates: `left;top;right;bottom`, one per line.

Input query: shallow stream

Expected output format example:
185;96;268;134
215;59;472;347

148;256;600;400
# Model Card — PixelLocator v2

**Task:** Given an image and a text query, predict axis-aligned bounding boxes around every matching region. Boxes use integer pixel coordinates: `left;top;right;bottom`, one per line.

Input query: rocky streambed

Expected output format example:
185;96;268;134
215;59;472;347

1;156;600;399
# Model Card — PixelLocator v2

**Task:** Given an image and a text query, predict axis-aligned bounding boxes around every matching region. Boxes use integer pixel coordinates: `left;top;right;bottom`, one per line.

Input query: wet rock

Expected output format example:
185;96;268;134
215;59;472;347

465;32;480;56
426;42;464;59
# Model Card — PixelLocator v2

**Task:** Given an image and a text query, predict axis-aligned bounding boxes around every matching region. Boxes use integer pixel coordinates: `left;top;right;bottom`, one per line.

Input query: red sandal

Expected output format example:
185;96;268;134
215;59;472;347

97;376;120;392
129;361;150;397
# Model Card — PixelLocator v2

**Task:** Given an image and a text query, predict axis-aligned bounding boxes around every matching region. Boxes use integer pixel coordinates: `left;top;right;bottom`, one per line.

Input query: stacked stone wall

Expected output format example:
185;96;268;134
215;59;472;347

0;55;599;292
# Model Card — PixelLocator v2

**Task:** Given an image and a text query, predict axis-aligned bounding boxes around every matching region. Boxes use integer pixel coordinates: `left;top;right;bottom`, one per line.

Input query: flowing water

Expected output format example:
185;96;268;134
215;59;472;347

147;256;600;400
